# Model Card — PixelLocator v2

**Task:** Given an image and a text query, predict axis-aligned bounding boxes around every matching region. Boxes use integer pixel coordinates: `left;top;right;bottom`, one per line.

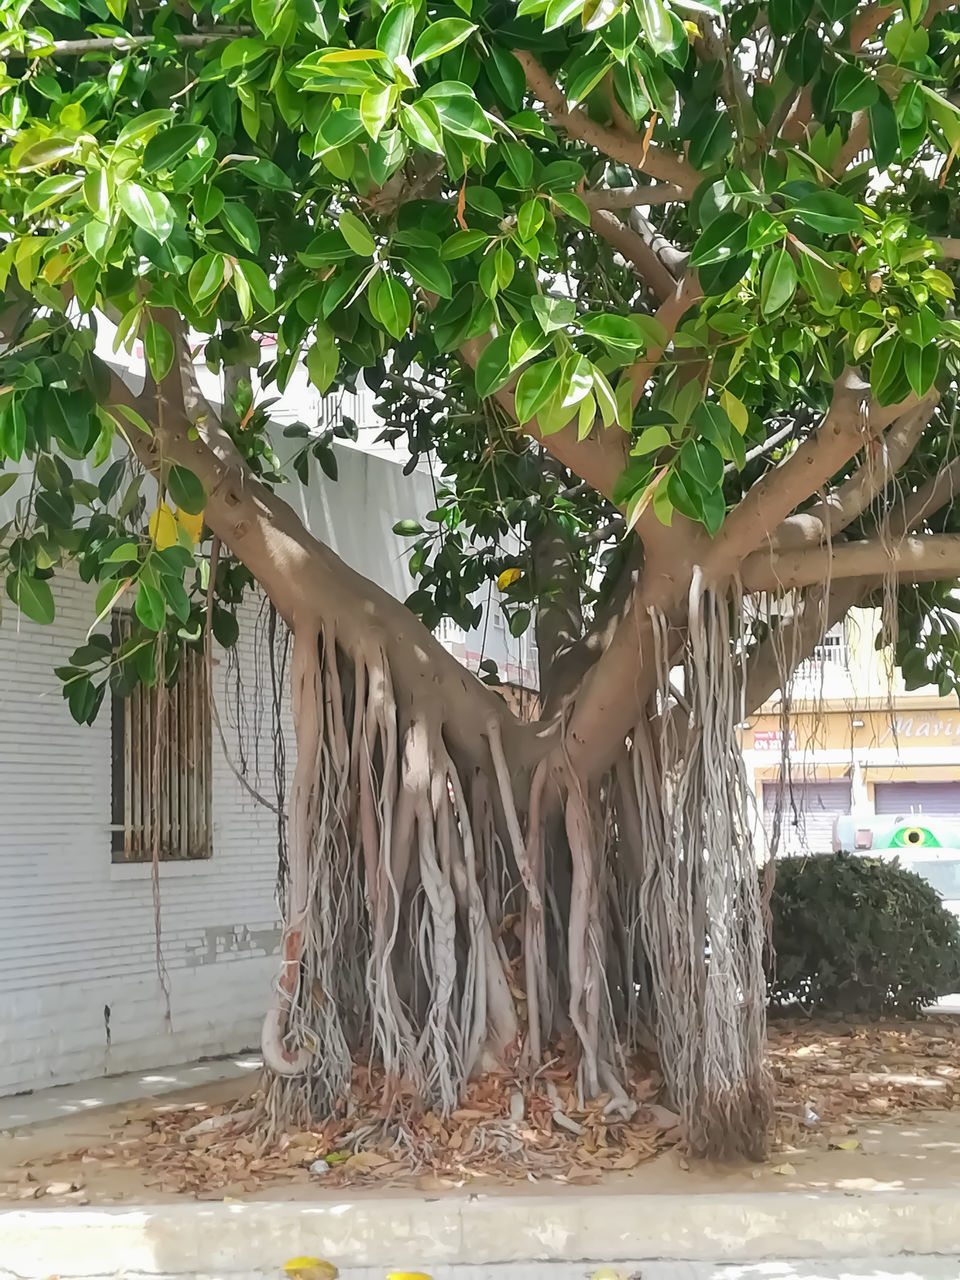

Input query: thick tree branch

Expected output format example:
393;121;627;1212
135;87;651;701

102;361;525;768
741;533;960;593
709;375;931;576
624;271;703;408
459;335;630;503
589;209;678;304
935;237;960;259
743;581;864;715
583;185;686;210
744;441;960;712
515;51;699;196
8;29;244;55
783;398;936;545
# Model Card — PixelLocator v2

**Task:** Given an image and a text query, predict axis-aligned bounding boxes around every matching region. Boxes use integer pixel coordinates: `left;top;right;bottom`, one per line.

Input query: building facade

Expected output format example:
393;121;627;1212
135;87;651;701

0;404;537;1097
743;608;960;858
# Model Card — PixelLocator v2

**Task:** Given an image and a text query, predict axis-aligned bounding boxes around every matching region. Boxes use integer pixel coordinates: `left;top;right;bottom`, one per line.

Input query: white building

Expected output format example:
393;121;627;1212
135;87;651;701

0;359;538;1098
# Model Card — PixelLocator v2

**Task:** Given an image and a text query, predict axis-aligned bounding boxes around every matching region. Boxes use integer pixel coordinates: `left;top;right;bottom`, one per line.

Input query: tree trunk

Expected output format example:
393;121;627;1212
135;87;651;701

126;395;772;1161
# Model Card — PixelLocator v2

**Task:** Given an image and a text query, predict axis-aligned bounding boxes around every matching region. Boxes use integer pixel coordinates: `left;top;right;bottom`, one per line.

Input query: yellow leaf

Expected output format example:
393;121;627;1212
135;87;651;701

497;567;522;590
720;390;748;435
148;502;178;550
283;1260;339;1280
830;1138;860;1151
175;506;204;545
386;1273;432;1280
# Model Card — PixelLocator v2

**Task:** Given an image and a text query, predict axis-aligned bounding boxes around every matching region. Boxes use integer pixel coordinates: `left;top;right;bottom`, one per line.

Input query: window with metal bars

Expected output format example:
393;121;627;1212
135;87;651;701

110;614;212;862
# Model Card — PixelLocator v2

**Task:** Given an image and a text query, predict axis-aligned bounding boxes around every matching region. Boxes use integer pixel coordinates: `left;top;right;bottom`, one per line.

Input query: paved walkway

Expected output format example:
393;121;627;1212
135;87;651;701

0;1054;261;1132
2;1262;958;1280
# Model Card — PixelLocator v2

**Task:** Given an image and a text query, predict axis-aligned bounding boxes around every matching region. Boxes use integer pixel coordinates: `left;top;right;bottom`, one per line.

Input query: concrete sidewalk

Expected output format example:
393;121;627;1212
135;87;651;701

0;1054;261;1132
2;1191;960;1277
2;1263;959;1280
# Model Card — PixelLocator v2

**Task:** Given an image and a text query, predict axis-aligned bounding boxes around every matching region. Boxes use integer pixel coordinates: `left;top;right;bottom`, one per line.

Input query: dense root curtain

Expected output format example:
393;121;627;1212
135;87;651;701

623;572;771;1159
259;587;772;1159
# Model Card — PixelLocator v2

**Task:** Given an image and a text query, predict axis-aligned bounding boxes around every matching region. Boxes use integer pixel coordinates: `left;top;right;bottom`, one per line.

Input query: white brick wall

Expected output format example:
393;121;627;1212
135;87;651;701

0;575;282;1097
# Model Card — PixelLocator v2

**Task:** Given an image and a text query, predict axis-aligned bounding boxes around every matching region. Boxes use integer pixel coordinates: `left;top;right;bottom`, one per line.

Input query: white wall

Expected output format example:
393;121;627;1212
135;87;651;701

0;575;280;1096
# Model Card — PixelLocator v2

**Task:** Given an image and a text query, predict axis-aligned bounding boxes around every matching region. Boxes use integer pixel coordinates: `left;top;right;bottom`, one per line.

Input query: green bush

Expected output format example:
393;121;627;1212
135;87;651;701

767;852;960;1016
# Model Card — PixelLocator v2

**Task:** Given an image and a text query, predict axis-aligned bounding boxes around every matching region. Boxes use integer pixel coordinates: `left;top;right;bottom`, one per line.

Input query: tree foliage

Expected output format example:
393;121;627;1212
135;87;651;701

3;0;960;1157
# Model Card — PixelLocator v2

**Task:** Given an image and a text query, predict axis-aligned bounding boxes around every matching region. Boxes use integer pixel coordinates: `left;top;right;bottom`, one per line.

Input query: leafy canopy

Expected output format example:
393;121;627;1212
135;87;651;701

1;0;960;716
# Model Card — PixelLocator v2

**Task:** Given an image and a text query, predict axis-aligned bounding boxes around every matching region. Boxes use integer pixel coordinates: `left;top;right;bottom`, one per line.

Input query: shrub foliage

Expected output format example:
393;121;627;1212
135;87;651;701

768;852;960;1015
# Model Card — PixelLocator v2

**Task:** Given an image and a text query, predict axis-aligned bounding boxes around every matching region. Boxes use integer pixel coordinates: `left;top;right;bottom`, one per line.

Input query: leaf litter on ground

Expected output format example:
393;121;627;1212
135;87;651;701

5;1017;959;1200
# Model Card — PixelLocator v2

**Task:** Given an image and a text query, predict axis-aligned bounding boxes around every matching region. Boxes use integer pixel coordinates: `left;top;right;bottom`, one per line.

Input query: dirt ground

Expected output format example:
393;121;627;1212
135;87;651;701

2;1014;959;1207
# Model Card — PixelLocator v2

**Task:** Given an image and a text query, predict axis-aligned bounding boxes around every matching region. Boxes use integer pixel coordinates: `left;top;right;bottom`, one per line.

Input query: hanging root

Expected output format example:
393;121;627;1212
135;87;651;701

257;602;771;1162
621;573;772;1160
259;620;541;1133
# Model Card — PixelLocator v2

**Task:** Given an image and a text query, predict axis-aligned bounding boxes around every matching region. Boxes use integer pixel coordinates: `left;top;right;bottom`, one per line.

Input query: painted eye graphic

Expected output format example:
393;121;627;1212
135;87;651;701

895;826;937;848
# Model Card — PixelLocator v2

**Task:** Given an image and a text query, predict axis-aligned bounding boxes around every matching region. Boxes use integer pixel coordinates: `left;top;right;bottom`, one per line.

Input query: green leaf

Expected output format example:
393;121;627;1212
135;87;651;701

212;605;240;648
340;209;377;256
235;157;293;190
785;27;821;86
486;46;526;112
400;101;445;153
870;335;905;403
884;18;928;62
509;606;531;637
377;3;415;57
400;247;452;298
369;272;412;339
411;18;477;66
515;358;563;422
0;473;18;499
532;294;575;333
637;0;674;54
15;136;76;170
0;397;26;461
188;253;225;305
475;334;513;396
306;326;339;392
441;229;487;259
632;424;672;455
767;0;813;37
797;246;841;312
760;247;798;316
688;110;734;170
582;313;655;356
361;84;394;141
144;319;175;382
464;185;505;218
544;0;584;30
551;192;590;224
135;581;166;632
869;92;898;170
220;201;261;253
904;343;939;398
690;212;749;267
167;465;205;515
518;198;544;241
35;489;73;527
393;518;424;536
142;124;204;173
832;64;879;115
790;190;862;235
509;319;549;367
118;182;174;243
680;438;724;491
501;141;535;188
24;173;82;216
7;572;55;624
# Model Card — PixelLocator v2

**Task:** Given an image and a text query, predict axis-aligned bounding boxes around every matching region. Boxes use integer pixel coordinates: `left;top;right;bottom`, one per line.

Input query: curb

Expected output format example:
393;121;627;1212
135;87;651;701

2;1190;960;1274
